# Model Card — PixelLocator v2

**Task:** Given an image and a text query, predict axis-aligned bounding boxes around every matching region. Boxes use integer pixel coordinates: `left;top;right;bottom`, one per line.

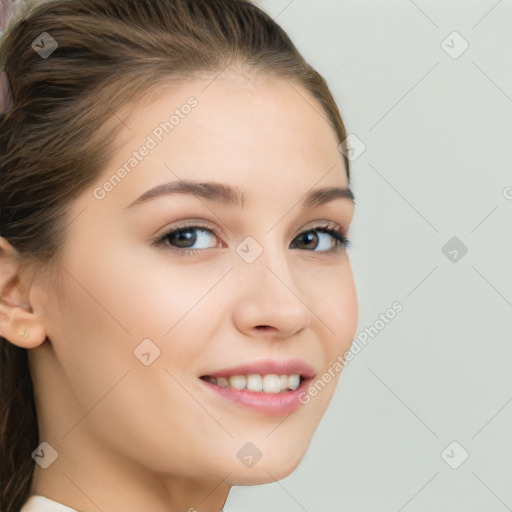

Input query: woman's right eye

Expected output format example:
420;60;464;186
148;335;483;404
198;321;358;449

154;225;220;255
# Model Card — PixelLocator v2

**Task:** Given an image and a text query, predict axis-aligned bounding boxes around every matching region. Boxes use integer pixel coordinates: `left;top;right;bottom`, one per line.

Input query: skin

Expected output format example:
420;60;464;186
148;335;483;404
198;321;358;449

0;70;358;511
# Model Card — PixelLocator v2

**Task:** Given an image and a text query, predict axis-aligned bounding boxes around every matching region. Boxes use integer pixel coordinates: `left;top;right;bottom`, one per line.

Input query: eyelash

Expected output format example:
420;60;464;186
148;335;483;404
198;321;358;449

151;221;351;256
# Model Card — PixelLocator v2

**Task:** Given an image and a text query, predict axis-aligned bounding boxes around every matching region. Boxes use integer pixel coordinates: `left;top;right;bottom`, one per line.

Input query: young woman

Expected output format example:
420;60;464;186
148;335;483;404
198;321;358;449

0;0;358;510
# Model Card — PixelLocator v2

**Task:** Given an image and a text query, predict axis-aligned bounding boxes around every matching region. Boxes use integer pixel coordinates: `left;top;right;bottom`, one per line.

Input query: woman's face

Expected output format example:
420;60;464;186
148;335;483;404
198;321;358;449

33;72;358;493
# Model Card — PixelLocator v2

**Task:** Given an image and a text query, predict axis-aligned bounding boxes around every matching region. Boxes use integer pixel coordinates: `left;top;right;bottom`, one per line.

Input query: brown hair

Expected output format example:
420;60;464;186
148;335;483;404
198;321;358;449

0;0;350;510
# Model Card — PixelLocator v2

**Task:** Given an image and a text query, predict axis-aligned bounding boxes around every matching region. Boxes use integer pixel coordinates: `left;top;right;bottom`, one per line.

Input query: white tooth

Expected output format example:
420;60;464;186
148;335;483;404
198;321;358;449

287;374;300;391
246;374;263;392
279;375;289;390
262;374;281;393
229;375;246;390
216;377;229;388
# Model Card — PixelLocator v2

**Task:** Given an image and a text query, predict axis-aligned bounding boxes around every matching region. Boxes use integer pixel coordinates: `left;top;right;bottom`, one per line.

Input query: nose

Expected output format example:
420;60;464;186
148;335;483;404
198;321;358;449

230;245;313;339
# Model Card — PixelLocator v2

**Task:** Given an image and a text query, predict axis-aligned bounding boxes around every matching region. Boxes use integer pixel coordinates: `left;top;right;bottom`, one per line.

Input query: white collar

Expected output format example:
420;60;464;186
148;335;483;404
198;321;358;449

20;495;78;512
22;494;226;511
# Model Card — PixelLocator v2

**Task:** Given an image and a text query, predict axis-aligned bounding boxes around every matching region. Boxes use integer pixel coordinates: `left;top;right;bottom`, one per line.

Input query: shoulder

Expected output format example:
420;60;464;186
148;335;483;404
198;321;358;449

20;495;78;512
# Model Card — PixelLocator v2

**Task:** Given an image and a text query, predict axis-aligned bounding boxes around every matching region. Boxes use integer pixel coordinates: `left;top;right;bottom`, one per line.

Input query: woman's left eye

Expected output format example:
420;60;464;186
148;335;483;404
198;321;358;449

152;224;350;256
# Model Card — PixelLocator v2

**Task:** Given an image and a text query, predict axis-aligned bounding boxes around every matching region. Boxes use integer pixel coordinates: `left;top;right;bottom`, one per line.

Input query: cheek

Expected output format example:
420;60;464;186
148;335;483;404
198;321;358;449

49;260;233;475
79;241;233;339
312;261;359;356
52;255;216;379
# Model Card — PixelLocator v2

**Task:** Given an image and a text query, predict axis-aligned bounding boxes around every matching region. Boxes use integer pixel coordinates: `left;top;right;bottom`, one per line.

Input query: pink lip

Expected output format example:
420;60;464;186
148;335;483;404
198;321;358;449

200;376;314;416
199;358;316;416
201;358;316;380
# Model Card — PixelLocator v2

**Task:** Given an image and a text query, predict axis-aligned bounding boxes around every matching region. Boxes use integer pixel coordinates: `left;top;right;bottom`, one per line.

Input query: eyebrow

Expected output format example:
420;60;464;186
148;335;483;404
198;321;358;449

125;180;355;210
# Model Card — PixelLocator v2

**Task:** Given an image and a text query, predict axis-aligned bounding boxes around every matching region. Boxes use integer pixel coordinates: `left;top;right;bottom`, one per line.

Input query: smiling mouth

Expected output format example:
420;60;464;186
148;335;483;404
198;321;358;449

200;373;305;394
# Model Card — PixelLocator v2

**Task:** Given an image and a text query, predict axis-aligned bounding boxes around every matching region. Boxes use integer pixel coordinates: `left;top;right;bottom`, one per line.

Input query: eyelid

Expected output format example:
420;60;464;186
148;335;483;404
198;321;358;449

153;217;346;238
151;218;221;242
297;219;344;235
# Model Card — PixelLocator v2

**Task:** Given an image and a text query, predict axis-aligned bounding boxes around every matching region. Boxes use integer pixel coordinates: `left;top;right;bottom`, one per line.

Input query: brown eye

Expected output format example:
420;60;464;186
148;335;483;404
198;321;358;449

160;226;218;250
291;227;350;252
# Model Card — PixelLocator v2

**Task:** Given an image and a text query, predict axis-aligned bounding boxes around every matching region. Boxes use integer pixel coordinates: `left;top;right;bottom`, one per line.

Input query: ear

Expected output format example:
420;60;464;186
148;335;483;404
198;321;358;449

0;237;47;348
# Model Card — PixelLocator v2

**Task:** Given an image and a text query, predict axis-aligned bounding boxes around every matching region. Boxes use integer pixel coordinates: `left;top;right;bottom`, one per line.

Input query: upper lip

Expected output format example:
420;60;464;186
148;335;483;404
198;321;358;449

201;358;316;380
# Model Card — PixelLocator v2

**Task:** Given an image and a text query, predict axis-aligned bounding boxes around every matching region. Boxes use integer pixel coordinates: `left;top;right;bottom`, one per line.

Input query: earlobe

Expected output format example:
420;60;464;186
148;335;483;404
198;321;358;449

0;237;48;349
0;304;47;348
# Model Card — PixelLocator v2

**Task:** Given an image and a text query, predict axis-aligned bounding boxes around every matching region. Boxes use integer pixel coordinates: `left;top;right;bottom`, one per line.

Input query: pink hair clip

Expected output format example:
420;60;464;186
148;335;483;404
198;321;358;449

1;0;19;34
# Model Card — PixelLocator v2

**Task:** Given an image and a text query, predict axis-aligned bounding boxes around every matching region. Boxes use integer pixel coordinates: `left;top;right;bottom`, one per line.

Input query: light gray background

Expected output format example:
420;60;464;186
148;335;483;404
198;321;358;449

226;0;512;510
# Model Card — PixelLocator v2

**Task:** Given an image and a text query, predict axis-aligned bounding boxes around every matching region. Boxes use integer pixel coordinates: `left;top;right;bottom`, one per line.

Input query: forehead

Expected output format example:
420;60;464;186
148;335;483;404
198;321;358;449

90;72;348;213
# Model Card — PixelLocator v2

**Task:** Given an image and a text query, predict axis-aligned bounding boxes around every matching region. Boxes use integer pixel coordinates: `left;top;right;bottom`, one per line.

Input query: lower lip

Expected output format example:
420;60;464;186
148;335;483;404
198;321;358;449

199;378;313;416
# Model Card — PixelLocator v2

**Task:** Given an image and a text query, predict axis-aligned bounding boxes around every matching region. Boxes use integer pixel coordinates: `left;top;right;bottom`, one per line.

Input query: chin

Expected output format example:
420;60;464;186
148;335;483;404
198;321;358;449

228;446;307;486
